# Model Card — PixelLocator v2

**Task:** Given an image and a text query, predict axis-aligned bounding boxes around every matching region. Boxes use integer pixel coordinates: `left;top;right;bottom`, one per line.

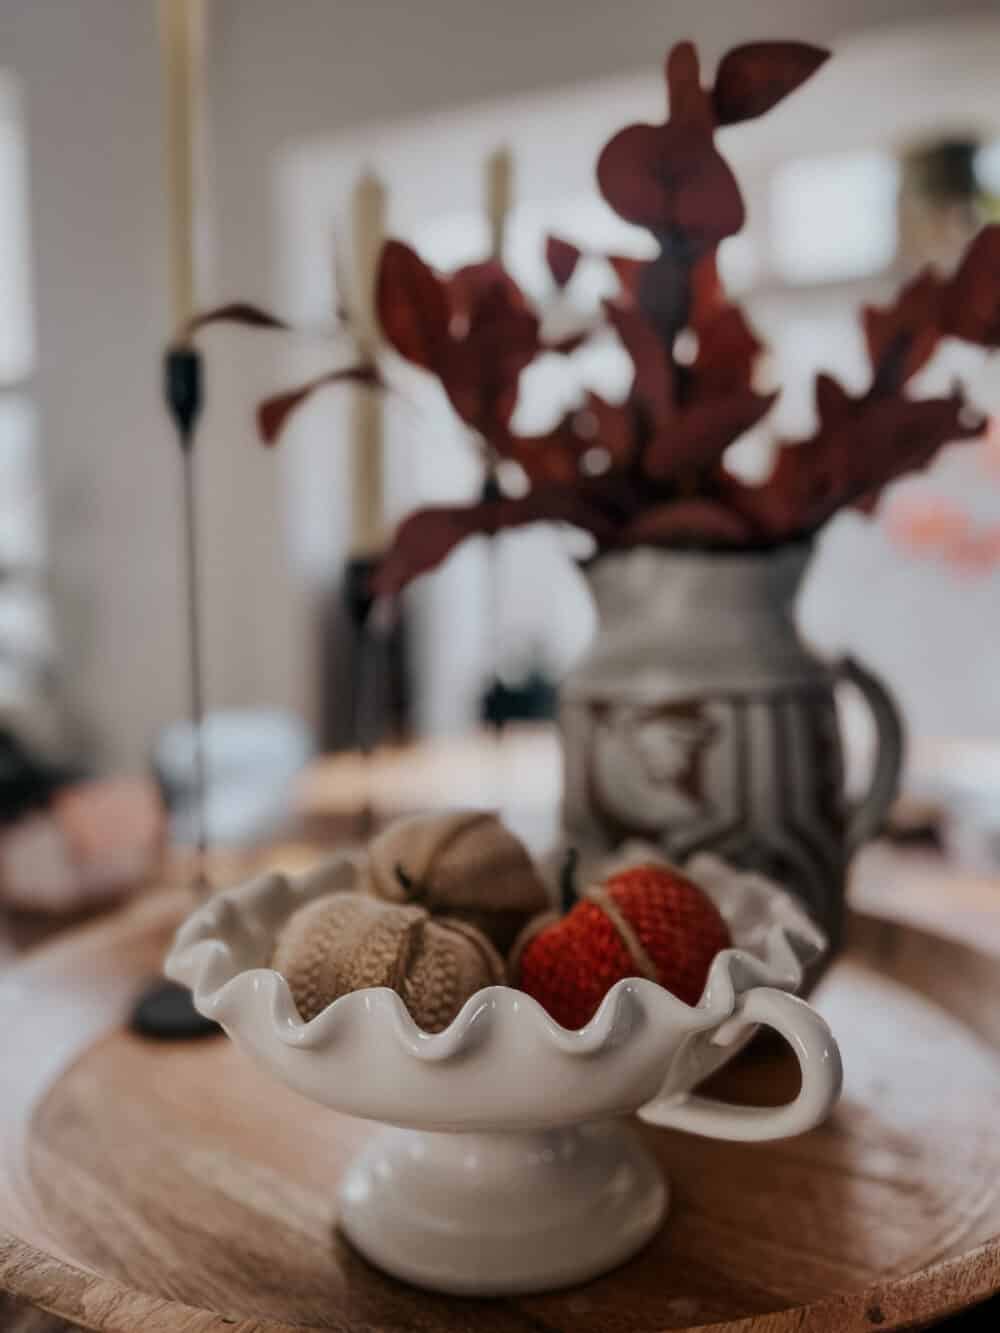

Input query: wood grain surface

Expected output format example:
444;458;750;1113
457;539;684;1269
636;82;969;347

0;1294;88;1332
2;896;1000;1332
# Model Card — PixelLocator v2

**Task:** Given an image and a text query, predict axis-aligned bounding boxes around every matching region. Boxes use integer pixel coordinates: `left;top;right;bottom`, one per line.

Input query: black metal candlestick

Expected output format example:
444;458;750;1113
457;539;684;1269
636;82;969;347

131;343;218;1039
344;554;379;841
171;344;210;894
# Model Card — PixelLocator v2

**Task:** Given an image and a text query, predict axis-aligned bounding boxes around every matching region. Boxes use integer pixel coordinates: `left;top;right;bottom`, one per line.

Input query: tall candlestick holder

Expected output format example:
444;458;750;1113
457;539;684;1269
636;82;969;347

131;343;218;1040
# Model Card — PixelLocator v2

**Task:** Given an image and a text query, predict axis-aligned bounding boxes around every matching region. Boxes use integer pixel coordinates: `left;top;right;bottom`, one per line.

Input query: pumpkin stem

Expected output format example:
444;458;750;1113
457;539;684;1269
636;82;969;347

559;847;580;915
394;863;417;896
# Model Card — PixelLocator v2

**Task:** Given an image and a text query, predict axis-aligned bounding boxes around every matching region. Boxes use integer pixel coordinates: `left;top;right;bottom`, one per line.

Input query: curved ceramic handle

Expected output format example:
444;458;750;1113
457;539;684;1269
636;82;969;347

838;656;904;852
638;988;842;1142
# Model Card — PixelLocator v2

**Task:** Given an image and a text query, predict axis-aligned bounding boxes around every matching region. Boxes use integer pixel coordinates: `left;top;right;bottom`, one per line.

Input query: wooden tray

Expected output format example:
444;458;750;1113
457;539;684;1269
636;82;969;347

2;892;1000;1333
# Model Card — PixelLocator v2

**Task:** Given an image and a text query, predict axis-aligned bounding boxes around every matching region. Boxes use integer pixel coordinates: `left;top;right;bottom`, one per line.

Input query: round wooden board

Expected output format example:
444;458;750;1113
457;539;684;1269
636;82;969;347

2;895;1000;1333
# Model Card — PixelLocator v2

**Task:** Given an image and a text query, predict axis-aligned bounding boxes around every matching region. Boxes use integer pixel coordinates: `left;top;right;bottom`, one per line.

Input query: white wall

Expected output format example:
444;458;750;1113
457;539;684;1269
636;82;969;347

4;0;305;772
5;1;185;771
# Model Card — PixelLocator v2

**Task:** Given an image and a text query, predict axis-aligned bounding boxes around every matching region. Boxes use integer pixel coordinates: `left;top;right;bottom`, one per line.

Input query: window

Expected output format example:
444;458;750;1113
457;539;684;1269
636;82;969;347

0;71;51;729
770;150;900;285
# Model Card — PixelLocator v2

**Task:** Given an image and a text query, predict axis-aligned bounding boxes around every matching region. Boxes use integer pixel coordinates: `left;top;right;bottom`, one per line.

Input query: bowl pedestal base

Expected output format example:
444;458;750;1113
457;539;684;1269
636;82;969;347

338;1120;667;1296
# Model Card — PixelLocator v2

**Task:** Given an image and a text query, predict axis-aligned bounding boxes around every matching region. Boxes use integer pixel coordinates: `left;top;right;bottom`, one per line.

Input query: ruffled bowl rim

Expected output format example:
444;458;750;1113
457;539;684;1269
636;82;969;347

165;849;826;1061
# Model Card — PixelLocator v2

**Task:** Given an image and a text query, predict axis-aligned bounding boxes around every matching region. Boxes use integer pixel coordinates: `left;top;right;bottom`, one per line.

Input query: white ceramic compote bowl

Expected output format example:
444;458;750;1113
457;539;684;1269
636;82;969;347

166;851;841;1296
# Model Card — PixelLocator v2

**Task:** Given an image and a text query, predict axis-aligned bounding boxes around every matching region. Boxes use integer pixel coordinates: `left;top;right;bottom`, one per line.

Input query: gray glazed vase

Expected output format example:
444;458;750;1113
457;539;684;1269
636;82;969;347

559;544;904;954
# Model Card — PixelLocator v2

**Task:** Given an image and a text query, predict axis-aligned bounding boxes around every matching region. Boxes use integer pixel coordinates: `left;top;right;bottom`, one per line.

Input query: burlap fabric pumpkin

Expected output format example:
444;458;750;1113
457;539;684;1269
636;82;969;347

363;811;550;953
271;891;505;1031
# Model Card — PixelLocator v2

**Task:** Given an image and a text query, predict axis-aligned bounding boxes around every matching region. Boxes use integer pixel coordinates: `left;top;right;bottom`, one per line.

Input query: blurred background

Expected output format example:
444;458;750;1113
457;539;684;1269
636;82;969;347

1;0;999;889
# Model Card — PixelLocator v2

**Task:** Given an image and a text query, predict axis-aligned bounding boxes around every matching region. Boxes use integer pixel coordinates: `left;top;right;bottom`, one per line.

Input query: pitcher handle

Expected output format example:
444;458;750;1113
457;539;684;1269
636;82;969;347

838;656;904;852
638;988;842;1142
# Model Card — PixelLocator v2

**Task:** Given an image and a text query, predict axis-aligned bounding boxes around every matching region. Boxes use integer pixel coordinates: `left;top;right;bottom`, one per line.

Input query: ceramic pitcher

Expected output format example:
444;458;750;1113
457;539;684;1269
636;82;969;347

559;544;903;953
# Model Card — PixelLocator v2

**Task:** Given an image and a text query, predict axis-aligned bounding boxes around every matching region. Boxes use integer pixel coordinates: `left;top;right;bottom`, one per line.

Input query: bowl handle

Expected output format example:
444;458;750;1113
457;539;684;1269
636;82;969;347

637;988;842;1142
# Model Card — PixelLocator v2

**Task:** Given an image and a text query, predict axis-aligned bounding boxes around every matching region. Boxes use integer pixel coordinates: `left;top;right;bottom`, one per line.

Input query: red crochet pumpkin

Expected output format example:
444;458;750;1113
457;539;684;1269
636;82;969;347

514;862;731;1029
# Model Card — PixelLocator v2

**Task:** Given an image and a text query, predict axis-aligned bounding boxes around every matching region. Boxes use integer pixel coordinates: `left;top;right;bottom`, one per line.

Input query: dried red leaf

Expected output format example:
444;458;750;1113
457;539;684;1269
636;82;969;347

608;255;646;301
440;261;540;428
495;392;640;484
692;305;762;397
546;236;582;289
580;392;639;468
943;224;1000;347
376;240;450;371
186;302;290;335
712;43;830;126
542;239;650;305
666;41;714;132
736;442;825;537
643;390;776;479
372;490;616;596
256;365;379;445
376;246;540;430
634;250;700;346
862;269;944;389
688;253;723;328
607;245;758;395
445;260;529;323
597;43;744;243
739;386;986;539
683;252;762;393
622;499;755;546
849;393;986;513
542;245;648;304
372;507;487;596
814;372;853;425
495;415;588;485
604;301;674;423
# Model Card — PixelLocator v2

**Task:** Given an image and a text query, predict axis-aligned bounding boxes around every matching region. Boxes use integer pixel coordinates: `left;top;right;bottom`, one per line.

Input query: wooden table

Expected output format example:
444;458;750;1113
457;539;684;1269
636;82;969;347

4;889;1000;1332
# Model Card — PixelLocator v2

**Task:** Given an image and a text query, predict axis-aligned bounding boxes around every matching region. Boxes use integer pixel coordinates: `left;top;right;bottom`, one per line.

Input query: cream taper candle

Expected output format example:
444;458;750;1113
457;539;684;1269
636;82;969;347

349;169;386;555
158;0;203;338
485;145;514;261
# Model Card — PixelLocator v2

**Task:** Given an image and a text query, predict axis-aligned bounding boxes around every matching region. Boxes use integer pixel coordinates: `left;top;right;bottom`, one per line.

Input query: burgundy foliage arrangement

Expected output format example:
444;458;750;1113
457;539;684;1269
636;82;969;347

366;41;1000;595
198;40;1000;597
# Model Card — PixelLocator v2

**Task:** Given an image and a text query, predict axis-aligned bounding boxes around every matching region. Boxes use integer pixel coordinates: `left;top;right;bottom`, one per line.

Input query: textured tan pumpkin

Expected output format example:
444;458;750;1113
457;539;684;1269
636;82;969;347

363;811;550;953
270;891;505;1031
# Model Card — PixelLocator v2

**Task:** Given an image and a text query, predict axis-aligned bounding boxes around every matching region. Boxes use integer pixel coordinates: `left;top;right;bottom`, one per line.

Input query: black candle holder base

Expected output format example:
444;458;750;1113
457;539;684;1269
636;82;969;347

130;977;219;1040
